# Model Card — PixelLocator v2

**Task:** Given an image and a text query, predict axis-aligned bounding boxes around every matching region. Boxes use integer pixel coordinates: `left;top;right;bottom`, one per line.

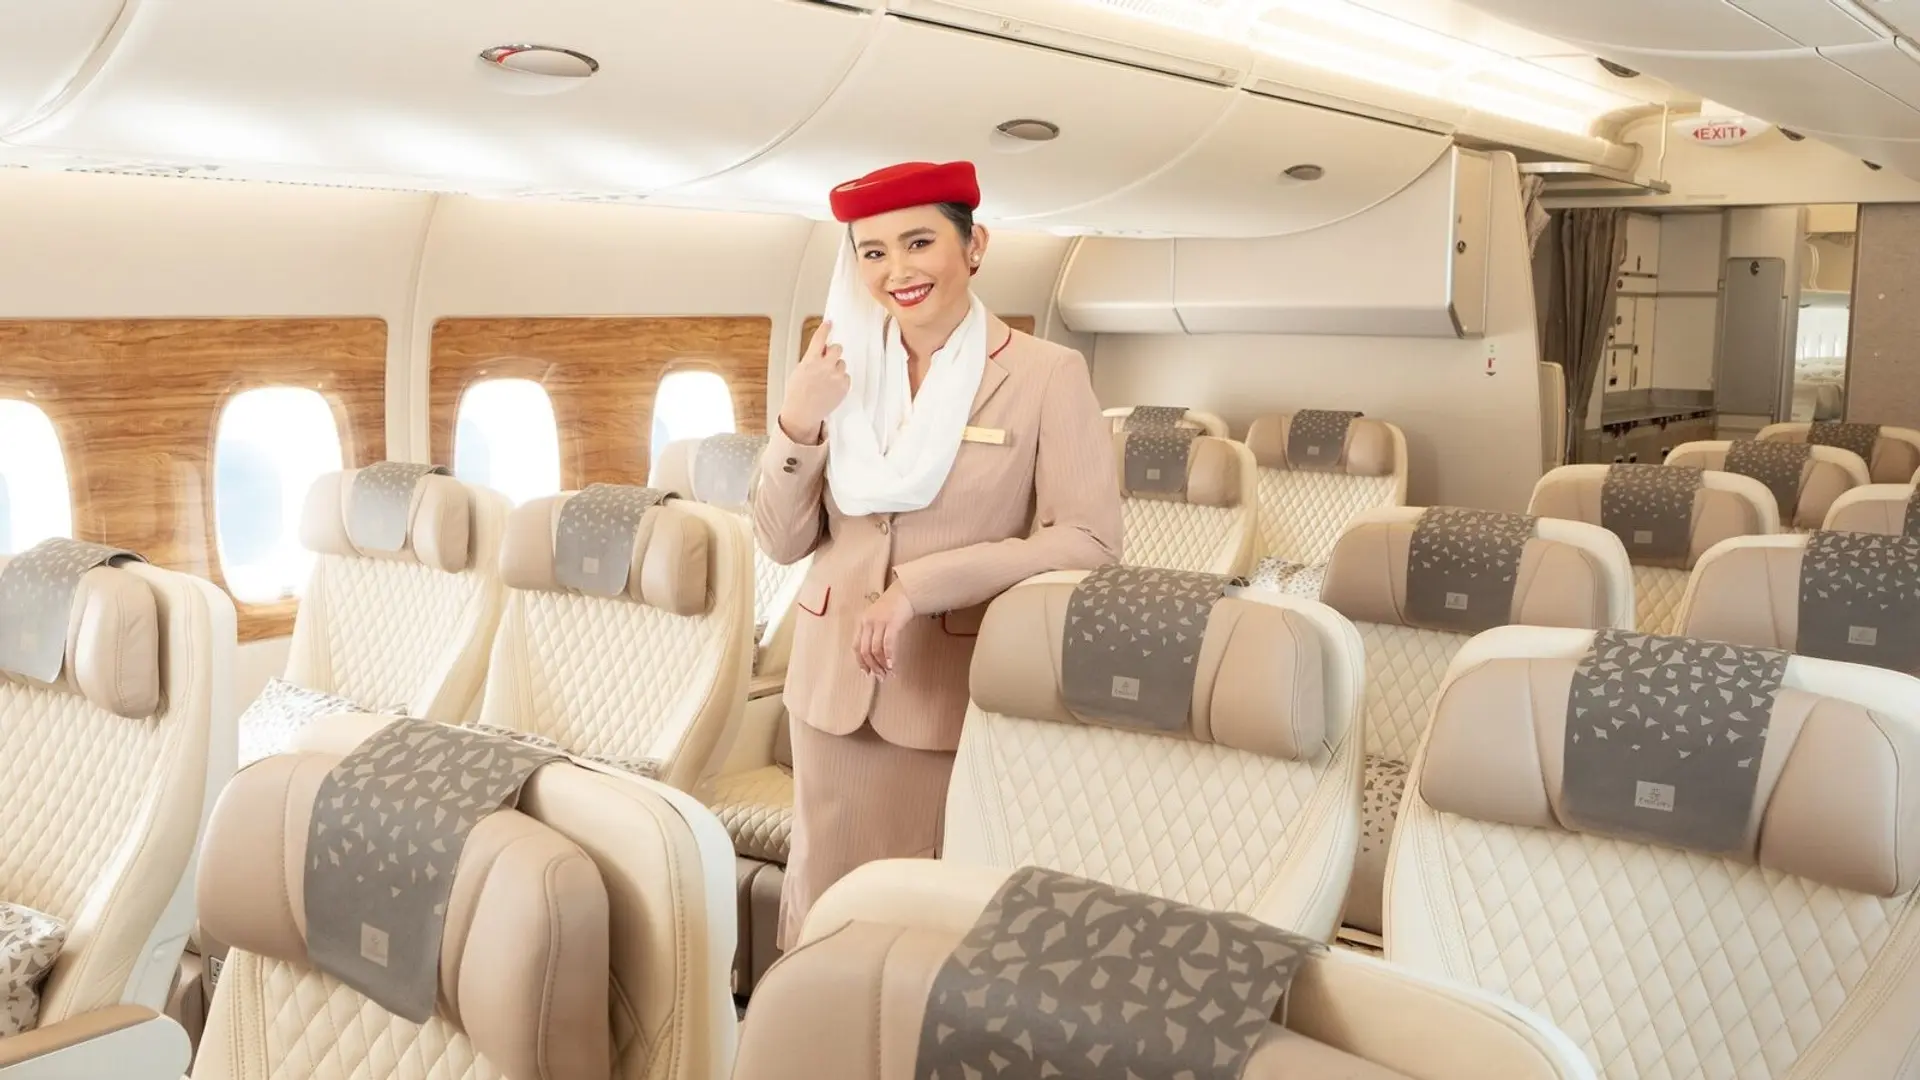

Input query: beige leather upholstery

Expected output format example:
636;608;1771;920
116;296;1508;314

1387;626;1920;1080
1244;413;1410;565
192;713;739;1080
1540;362;1567;471
286;468;510;721
1317;508;1634;938
482;493;753;794
1665;440;1869;531
1674;533;1920;663
0;555;236;1026
760;862;1595;1080
1114;434;1260;576
1824;484;1917;535
1103;405;1230;436
1759;421;1920;485
1528;464;1780;634
931;570;1366;942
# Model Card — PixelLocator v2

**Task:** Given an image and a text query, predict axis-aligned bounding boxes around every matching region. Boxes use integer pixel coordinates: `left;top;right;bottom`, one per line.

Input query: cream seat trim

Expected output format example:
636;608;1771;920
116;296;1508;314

1823;484;1914;534
1540;362;1567;471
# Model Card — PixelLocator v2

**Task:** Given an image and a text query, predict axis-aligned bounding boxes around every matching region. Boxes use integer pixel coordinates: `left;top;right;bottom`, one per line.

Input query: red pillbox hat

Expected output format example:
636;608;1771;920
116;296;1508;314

829;161;981;223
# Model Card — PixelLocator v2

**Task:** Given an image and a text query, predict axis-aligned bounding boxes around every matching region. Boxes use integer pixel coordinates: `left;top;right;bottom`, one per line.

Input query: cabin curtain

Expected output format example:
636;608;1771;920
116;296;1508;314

1544;208;1626;458
1520;175;1551;257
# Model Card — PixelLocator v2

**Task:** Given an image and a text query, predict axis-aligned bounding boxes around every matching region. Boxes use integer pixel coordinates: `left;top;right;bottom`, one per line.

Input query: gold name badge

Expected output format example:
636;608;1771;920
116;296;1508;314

962;426;1008;446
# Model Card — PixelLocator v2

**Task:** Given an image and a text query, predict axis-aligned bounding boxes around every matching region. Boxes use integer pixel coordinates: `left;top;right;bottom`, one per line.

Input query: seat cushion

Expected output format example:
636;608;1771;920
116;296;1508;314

0;901;64;1037
711;765;794;864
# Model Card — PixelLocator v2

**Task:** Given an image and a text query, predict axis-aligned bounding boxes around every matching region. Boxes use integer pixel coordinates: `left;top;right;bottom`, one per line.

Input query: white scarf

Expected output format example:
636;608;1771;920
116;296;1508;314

822;239;989;517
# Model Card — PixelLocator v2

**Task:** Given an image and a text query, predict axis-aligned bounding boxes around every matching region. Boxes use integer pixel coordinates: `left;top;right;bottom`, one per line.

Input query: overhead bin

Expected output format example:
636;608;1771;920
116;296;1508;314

882;0;1253;85
1058;148;1492;338
1584;45;1920;140
1;0;876;192
1017;91;1453;237
668;16;1236;220
0;0;130;134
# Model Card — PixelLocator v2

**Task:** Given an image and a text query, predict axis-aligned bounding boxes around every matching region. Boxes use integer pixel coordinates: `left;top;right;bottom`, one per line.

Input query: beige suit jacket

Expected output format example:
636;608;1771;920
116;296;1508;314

752;317;1122;752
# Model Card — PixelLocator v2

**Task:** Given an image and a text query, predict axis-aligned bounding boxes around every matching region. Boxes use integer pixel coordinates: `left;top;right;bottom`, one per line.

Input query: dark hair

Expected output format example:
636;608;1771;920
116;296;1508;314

847;201;976;244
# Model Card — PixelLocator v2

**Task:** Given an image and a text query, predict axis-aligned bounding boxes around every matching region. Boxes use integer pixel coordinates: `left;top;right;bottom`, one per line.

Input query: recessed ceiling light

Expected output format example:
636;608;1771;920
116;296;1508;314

1780;128;1806;141
1282;164;1325;181
1596;58;1640;78
478;45;599;78
1865;159;1884;170
995;119;1061;142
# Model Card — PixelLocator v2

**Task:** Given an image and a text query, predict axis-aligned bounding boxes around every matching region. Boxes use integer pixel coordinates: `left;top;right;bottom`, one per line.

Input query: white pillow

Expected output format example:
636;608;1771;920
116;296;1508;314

1;902;66;1037
237;678;368;767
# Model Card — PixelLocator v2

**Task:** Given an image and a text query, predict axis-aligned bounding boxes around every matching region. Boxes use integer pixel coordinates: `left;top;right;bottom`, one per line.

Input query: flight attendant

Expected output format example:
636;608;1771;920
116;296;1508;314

754;160;1122;946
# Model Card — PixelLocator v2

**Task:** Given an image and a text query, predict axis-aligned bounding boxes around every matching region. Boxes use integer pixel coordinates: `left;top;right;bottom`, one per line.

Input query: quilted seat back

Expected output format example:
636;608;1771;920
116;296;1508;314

481;491;754;794
284;467;510;721
943;570;1367;942
1112;433;1259;576
1527;464;1779;635
1243;411;1410;565
1388;626;1920;1080
0;553;235;1022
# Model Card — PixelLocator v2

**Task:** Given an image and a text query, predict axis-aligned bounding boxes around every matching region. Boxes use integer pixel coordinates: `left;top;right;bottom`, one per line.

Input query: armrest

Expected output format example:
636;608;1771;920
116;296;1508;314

0;1006;191;1078
798;859;1009;946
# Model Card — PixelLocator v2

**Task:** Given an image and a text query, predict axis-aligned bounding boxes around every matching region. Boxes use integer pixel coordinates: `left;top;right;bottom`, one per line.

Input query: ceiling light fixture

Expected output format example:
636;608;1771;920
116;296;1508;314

479;45;599;77
1865;160;1884;170
995;119;1061;142
1781;128;1806;141
1282;163;1325;181
1596;59;1640;79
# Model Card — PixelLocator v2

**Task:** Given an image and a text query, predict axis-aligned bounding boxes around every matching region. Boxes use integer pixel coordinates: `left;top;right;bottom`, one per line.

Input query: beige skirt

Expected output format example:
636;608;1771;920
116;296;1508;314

777;719;957;950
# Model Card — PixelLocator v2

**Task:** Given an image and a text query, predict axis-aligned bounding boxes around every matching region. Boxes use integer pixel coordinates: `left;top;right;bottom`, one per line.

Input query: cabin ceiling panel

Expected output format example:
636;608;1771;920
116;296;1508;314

1017;91;1451;237
1430;0;1796;53
1580;46;1920;138
663;17;1236;220
1;0;875;192
1725;0;1884;47
0;1;129;133
1875;1;1920;39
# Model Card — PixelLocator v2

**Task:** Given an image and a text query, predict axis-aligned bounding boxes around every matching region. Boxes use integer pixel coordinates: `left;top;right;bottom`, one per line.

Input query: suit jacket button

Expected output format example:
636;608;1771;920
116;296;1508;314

782;464;796;474
879;520;890;535
784;457;798;466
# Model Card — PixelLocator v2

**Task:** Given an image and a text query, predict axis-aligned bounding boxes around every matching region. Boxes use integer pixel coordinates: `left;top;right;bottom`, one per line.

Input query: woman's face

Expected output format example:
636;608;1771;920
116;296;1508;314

850;205;987;336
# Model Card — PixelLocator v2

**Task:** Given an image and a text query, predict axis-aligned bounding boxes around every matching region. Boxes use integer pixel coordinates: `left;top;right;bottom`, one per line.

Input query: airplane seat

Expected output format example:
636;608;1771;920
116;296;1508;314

1824;481;1920;534
0;541;236;1077
652;434;805;997
1102;404;1230;436
190;712;736;1080
745;861;1596;1080
1527;464;1779;635
483;486;754;794
1758;420;1920;485
1112;429;1260;576
1677;531;1920;680
1540;361;1567;471
1317;507;1634;940
279;464;510;729
1242;411;1409;596
1387;624;1920;1080
932;566;1367;942
1665;439;1868;532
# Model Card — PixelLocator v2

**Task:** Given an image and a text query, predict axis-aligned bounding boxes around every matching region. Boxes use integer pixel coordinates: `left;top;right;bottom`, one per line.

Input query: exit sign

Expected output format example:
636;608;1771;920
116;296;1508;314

1674;116;1770;146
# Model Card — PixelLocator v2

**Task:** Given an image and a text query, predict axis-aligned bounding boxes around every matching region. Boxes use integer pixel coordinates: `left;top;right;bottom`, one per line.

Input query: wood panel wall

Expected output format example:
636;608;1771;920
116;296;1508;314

1846;204;1920;426
430;316;771;487
797;314;1036;359
0;318;389;640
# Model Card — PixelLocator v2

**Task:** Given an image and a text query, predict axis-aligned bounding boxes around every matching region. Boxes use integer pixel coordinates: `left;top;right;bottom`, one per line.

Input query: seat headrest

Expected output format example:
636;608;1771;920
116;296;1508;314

1245;412;1399;478
1105;405;1228;437
301;464;475;573
196;718;612;1079
1419;627;1920;898
1664;441;1866;529
1319;507;1631;633
501;487;711;615
1527;464;1778;569
1823;484;1920;536
1761;422;1920;486
1112;432;1247;509
0;542;161;720
968;568;1358;761
651;433;769;511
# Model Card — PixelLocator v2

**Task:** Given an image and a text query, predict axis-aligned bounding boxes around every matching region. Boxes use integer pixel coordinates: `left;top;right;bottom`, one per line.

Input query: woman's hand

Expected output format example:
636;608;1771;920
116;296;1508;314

853;583;915;678
778;320;851;445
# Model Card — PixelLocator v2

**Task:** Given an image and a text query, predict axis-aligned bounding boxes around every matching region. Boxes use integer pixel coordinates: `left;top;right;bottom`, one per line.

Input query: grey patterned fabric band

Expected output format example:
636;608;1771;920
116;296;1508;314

0;538;146;684
1286;409;1361;470
464;723;662;779
1725;440;1812;521
915;866;1323;1080
1809;422;1880;462
1405;507;1536;633
1562;630;1787;855
303;719;561;1023
1123;428;1197;496
1906;489;1920;537
554;484;669;598
1602;464;1702;567
1797;531;1920;674
1123;405;1189;430
691;433;768;509
345;462;449;553
1060;564;1237;732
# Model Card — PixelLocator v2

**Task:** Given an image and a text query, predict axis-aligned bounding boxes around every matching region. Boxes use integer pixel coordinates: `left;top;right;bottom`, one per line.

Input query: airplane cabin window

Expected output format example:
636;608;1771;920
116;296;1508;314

453;377;562;504
214;387;344;604
0;400;74;555
651;368;737;463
